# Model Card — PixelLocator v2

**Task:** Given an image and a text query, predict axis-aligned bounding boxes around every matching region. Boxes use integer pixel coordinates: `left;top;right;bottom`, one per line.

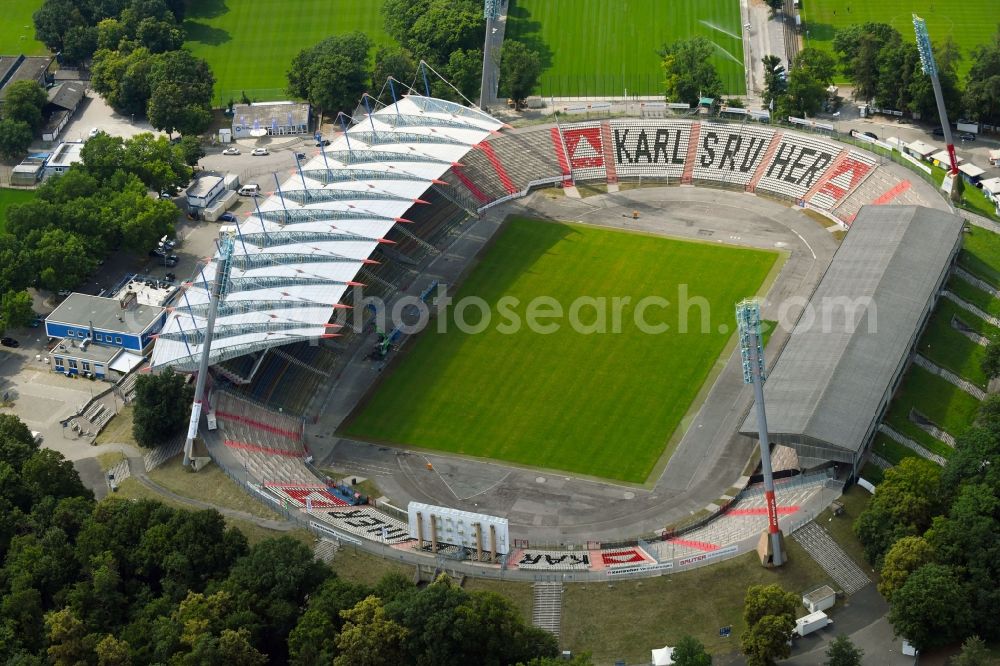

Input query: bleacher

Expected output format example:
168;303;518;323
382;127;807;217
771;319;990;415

807;150;878;210
216;352;261;385
448;146;510;202
692;122;776;188
232;342;340;415
266;483;351;508
310;506;413;545
754;132;842;201
607;119;692;181
387;186;472;257
481;129;564;191
222;444;316;484
215;390;304;450
831;167;913;223
557;122;607;182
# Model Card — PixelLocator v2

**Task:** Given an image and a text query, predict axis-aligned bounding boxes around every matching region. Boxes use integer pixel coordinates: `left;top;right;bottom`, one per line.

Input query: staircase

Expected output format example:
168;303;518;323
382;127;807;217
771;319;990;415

680;122;700;184
746;131;783;193
532;582;563;639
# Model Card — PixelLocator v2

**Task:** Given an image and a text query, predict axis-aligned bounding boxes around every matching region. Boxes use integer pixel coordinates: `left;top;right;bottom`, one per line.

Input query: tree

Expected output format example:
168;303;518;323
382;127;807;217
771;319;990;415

334;596;409;666
963;29;1000;126
671;635;711;666
372;47;417;92
878;536;934;602
740;585;798;666
287;33;372;117
119;133;192;191
951;635;990;666
177;136;204;167
982;337;1000;380
21;449;91;502
824;635;863;666
443;48;483;102
95;634;131;666
761;55;787;112
132;368;194;448
34;230;97;292
742;584;798;628
32;0;87;52
62;24;99;64
45;607;93;666
1;290;35;330
778;66;826;118
888;563;973;651
499;40;541;107
0;119;34;162
795;48;837;88
146;50;215;135
91;47;155;117
661;37;723;107
3;81;48;133
382;0;482;66
741;614;794;666
288;578;370;665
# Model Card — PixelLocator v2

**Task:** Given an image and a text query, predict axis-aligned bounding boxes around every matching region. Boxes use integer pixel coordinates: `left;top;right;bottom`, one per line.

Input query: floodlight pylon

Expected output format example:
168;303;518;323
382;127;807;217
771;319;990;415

183;234;235;467
913;15;959;178
736;299;784;567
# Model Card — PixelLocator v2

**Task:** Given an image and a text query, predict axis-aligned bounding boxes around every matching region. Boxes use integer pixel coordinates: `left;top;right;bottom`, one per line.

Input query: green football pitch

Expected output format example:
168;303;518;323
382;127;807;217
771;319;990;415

506;0;746;98
802;0;995;81
183;0;392;105
0;0;48;56
344;218;777;483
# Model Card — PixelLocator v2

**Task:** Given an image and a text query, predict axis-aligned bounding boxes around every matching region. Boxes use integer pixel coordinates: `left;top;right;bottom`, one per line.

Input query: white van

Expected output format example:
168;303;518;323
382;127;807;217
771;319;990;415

238;183;260;196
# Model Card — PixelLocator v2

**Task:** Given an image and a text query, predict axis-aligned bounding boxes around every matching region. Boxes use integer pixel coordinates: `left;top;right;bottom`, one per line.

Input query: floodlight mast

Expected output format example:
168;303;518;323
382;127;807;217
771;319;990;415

913;14;958;176
182;234;236;467
736;299;784;567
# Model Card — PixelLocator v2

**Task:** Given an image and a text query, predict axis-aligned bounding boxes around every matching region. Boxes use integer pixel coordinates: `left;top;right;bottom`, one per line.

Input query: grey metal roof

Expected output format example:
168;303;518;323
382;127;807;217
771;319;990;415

48;293;163;335
46;81;84;111
740;205;964;455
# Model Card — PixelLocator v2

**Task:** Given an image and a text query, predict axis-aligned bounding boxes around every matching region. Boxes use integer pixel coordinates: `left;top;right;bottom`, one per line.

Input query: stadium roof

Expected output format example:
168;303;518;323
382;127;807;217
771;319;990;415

150;95;502;371
740;205;964;462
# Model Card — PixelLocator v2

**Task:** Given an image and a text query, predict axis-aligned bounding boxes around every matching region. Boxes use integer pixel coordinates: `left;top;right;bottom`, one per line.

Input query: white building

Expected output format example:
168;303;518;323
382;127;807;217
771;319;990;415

43;141;84;179
232;101;310;139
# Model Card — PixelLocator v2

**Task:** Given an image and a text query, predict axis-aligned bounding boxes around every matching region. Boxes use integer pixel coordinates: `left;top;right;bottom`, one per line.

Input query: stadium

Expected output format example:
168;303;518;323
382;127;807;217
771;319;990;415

144;87;966;584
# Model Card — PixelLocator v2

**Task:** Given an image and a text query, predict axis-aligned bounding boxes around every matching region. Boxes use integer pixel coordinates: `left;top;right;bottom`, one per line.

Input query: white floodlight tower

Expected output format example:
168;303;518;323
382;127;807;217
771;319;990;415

737;299;784;567
182;234;236;467
913;15;959;181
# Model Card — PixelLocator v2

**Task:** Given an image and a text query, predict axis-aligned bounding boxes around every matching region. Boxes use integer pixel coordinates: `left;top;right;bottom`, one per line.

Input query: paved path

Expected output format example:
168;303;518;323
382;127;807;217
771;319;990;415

791;521;870;595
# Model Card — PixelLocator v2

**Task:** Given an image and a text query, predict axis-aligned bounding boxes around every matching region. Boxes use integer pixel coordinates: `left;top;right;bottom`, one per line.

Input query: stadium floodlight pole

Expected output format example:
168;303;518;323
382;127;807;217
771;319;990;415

736;299;784;567
913;15;959;179
182;235;235;467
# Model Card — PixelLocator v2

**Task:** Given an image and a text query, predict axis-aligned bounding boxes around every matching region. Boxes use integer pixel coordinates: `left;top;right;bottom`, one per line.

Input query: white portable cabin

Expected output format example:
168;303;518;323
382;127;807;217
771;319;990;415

794;611;831;637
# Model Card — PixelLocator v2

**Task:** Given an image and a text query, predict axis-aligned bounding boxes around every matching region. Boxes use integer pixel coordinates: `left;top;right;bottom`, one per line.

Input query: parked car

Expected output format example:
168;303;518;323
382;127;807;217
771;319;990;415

315;139;331;147
958;132;976;141
238;183;261;196
861;131;878;140
933;127;945;136
1;337;19;348
88;128;100;138
251;147;269;156
294;152;306;160
222;147;240;155
57;289;71;297
164;272;176;282
218;212;237;222
163;254;179;267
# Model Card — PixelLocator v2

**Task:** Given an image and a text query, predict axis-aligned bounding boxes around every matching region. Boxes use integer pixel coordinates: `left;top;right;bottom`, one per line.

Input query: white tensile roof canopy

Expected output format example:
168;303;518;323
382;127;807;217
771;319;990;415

151;96;503;371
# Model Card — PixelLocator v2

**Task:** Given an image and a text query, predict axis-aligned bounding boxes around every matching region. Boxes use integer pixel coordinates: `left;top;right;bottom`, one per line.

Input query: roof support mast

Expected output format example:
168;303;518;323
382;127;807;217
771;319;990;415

737;299;784;567
182;235;235;467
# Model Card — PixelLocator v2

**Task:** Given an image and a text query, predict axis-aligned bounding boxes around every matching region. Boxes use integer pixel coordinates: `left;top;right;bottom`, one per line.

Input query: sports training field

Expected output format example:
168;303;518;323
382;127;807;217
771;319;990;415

802;0;995;81
344;218;777;483
0;189;35;233
506;0;745;98
0;0;47;56
183;0;392;105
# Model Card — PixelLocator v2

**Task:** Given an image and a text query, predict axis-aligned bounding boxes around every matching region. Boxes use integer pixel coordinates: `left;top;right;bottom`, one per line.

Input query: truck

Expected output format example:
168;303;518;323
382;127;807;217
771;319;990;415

794;611;832;637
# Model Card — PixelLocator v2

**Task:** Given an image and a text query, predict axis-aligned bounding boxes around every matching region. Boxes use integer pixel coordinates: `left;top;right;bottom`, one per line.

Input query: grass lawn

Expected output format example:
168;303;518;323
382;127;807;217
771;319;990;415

111;478;312;547
345;217;777;483
462;578;534;624
960;226;1000;288
949;274;1000;321
871;433;919;466
324;544;413;586
149;454;282;520
94;404;136;446
917;298;991;389
183;0;392;105
801;0;996;82
561;541;832;662
507;0;745;97
0;0;47;56
884;365;980;458
0;188;35;233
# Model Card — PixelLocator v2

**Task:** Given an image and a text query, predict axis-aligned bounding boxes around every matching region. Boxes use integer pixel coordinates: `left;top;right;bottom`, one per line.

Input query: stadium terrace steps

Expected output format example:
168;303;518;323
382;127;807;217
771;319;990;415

559;122;606;181
476;141;518;194
484;131;563;192
791;522;870;594
832;166;901;222
225;438;305;458
532;582;563;638
754;133;841;201
693;122;776;188
446;167;490;204
746;131;783;193
549;128;573;183
309;506;413;544
267;484;350;508
680;122;700;184
806;149;877;210
872;180;912;205
452;147;511;202
600;121;618;185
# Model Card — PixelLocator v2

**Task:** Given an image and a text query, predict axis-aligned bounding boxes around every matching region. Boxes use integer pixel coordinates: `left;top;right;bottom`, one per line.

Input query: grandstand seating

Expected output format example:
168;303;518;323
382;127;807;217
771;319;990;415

514;549;592;570
231;342;340;415
692;121;776;188
755;133;841;201
832;166;917;223
267;483;350;508
311;507;413;544
483;130;564;191
387;186;472;259
224;445;315;484
807;150;877;210
607;119;692;181
475;142;517;194
448;149;510;202
558;122;607;182
215;391;304;447
600;547;654;567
